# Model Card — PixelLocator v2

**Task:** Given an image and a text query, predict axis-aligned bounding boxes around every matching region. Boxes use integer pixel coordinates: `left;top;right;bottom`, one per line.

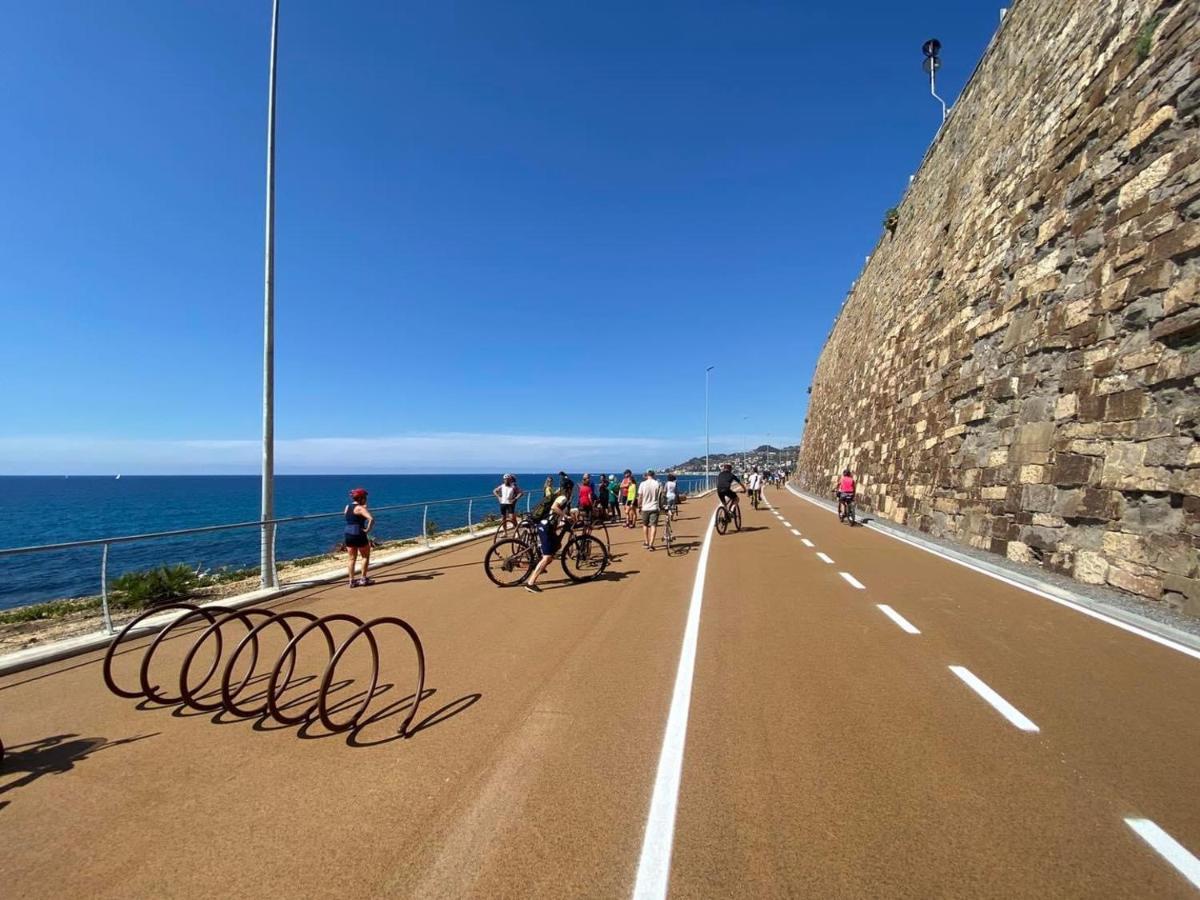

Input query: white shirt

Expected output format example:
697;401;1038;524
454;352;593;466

749;472;762;489
498;484;517;503
665;481;677;499
637;478;660;511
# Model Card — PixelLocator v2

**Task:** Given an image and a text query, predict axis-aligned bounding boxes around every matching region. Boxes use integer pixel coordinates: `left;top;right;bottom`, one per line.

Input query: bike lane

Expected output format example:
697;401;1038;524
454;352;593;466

664;490;1190;897
0;507;713;898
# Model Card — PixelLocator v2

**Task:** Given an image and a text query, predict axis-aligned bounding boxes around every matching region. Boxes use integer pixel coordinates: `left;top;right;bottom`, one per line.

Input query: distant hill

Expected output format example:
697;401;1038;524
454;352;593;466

667;444;797;473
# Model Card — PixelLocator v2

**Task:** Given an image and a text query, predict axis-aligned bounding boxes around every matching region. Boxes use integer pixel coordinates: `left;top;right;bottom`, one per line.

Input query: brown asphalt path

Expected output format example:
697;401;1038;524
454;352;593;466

3;488;1199;897
0;510;707;899
667;487;1198;897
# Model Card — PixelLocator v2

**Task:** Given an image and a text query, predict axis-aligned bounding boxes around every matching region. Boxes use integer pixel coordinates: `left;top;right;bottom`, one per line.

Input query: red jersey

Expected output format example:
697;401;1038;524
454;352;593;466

578;484;593;507
838;475;856;493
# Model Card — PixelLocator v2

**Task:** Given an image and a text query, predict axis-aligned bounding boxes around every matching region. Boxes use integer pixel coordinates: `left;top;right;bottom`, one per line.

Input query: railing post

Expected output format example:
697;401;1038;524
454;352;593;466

467;498;474;535
422;504;429;545
100;542;114;635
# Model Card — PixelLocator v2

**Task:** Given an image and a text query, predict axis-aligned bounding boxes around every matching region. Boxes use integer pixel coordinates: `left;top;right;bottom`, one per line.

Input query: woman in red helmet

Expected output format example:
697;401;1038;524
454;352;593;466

344;488;375;587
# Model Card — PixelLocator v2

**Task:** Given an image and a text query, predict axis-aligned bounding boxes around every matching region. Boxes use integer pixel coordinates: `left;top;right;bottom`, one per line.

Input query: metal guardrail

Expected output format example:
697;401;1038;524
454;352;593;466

0;478;711;635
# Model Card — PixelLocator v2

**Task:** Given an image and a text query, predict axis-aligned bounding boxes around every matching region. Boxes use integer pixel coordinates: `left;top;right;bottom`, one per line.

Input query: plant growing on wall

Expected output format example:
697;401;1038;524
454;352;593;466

883;207;900;234
1136;14;1164;62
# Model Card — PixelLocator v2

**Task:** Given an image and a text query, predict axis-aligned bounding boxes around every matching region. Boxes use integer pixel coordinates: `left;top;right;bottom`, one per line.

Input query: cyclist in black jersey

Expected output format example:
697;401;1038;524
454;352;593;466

716;463;745;511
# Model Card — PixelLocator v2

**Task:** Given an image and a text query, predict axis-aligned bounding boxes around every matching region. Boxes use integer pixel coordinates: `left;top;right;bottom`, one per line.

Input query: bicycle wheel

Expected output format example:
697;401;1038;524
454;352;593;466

560;535;608;582
664;518;673;554
484;539;536;587
715;506;729;535
732;503;742;532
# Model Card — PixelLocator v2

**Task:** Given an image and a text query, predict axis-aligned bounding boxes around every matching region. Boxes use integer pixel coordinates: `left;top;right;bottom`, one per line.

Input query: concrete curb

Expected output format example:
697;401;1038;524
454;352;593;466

785;484;1200;658
0;527;496;678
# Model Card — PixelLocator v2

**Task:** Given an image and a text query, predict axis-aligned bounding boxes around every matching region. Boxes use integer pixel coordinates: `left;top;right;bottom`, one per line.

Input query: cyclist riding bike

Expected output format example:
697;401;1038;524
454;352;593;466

716;463;745;512
747;467;763;507
835;468;857;522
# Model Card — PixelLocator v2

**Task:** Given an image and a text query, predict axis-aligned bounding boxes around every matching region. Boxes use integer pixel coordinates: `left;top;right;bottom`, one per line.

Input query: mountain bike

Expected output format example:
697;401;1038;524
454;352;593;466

715;497;742;535
483;518;609;586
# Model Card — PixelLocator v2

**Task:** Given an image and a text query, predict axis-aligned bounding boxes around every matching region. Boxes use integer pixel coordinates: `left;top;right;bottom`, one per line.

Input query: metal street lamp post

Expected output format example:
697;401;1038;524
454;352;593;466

260;0;280;589
705;366;714;491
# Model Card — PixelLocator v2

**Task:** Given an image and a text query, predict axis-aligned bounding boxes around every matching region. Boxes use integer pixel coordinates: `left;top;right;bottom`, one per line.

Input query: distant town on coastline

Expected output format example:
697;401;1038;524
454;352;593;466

666;445;798;474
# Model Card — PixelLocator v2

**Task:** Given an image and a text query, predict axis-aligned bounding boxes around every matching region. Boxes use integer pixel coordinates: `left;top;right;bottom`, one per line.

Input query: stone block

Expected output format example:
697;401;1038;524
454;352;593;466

1018;465;1045;484
1163;276;1198;316
1007;541;1035;564
1150;308;1200;346
981;486;1008;500
1106;565;1162;599
1103;389;1146;421
1021;483;1058;513
1052;452;1097;486
1118;152;1174;210
1143;437;1195;467
1055;393;1078;419
1074;550;1109;584
1150;222;1200;263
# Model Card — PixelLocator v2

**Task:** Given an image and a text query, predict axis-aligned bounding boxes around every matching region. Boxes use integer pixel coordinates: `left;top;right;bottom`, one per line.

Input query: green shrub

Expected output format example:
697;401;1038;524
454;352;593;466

112;564;199;606
1136;15;1164;62
425;519;440;539
203;566;257;584
883;207;900;233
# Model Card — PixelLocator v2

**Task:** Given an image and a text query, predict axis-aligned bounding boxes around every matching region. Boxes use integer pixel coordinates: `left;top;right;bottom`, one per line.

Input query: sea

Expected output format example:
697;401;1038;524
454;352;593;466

0;473;708;610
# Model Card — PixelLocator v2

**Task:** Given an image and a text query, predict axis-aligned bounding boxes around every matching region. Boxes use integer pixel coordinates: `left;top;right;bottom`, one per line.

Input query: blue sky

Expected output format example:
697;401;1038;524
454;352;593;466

1;1;1002;474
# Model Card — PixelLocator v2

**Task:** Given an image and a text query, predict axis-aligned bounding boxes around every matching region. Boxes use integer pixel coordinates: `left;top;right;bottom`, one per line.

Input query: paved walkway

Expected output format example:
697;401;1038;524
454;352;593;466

2;488;1198;897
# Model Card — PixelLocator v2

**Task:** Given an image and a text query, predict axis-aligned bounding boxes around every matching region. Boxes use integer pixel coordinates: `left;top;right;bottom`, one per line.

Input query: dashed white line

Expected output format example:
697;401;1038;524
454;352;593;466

790;528;801;537
801;538;814;548
781;521;792;527
839;572;866;590
1125;818;1200;890
785;483;1200;662
948;666;1039;732
877;604;921;634
816;552;834;564
632;511;717;899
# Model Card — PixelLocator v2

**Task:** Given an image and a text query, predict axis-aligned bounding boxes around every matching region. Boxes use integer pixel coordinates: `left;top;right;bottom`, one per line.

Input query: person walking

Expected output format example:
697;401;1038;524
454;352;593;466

526;480;572;593
493;474;523;535
637;470;662;549
344;488;375;587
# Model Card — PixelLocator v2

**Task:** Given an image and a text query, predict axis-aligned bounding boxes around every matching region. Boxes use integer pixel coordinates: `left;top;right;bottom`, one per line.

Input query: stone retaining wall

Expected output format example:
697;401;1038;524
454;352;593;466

797;0;1200;614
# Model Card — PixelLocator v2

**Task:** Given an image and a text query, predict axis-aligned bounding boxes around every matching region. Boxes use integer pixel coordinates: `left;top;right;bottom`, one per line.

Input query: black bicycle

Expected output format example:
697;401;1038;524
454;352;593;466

715;498;743;535
836;492;856;525
484;519;609;587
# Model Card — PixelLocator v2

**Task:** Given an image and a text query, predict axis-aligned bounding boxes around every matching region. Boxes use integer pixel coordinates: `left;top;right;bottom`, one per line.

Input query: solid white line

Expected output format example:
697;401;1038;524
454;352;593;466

816;552;834;564
1125;818;1200;890
801;538;814;548
839;572;866;590
877;604;921;634
785;484;1200;662
948;666;1039;732
632;511;717;900
790;528;801;537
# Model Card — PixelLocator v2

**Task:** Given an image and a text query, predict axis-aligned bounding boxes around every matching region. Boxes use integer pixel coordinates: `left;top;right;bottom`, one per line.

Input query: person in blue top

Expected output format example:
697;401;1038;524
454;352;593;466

344;487;375;588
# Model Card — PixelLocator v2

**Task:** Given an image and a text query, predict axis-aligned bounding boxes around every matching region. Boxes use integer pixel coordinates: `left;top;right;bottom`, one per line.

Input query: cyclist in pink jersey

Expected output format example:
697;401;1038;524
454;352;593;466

835;468;856;521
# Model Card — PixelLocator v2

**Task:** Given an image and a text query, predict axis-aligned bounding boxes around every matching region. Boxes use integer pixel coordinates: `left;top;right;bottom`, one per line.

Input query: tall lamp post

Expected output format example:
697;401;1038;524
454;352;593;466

742;415;748;472
705;366;714;491
260;0;280;589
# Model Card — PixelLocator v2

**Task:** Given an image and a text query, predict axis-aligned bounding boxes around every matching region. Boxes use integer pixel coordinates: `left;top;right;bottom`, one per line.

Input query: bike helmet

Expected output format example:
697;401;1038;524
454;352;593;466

843;468;851;476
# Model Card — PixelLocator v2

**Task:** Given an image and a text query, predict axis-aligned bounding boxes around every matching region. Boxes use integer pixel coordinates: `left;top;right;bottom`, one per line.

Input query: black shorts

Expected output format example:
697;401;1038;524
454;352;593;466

500;503;515;515
717;488;738;506
344;533;369;549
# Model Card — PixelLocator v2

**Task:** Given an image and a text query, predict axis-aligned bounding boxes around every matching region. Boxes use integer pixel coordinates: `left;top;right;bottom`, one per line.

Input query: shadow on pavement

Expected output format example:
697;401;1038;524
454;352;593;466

346;688;482;747
0;732;159;811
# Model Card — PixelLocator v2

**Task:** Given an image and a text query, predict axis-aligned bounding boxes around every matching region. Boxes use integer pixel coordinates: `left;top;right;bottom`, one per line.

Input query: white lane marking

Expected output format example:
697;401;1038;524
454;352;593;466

633;511;717;900
801;538;814;548
785;484;1200;663
816;552;834;564
839;572;866;590
948;666;1039;732
790;528;801;537
1125;818;1200;890
781;520;792;527
877;604;921;634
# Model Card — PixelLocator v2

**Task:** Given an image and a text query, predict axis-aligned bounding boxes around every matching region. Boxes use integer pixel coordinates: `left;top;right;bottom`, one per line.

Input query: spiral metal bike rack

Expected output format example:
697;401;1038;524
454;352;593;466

102;603;426;737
